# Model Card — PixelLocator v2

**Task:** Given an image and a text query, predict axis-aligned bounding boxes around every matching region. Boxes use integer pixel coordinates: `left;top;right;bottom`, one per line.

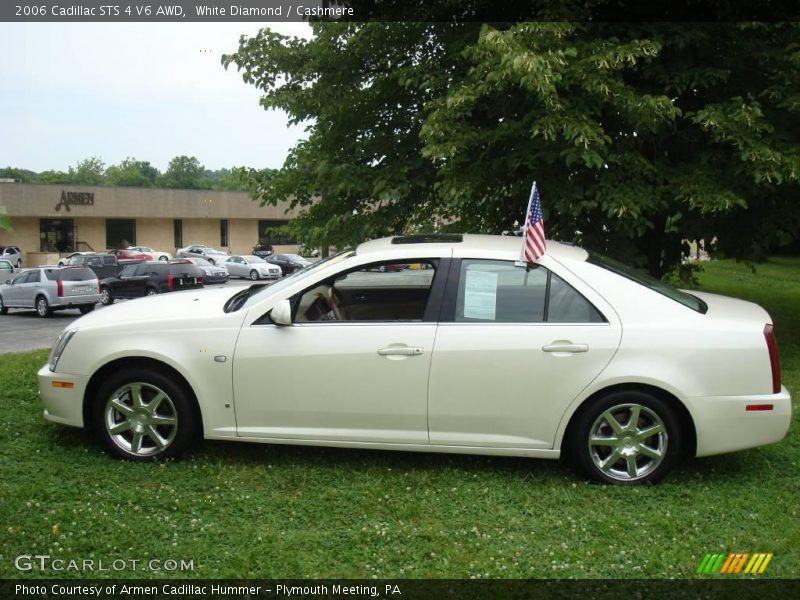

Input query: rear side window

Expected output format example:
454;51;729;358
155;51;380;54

587;252;707;313
58;267;96;281
103;256;116;265
454;260;605;323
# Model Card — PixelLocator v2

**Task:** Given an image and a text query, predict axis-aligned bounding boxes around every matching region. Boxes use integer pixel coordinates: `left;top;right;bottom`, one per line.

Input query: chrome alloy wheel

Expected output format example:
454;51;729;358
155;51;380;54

588;403;667;482
104;382;178;457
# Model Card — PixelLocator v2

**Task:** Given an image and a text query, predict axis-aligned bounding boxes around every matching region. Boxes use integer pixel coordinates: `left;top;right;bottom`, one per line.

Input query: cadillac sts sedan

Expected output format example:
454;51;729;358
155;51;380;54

38;234;791;484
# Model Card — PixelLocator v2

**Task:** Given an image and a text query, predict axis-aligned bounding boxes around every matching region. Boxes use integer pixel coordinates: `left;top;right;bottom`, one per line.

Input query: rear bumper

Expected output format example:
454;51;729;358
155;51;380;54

37;364;88;428
52;293;101;308
685;386;792;457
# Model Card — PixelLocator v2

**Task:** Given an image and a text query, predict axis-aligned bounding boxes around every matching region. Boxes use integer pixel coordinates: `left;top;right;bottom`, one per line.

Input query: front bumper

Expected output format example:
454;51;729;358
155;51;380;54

685;386;792;457
37;364;89;428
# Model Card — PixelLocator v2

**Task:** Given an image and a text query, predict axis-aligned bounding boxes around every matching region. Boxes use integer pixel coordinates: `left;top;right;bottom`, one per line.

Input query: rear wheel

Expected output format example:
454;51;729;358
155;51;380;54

93;368;199;461
100;286;114;305
249;269;259;281
146;287;158;296
79;304;95;314
17;260;22;268
570;390;682;485
207;258;215;266
36;295;52;318
159;255;169;262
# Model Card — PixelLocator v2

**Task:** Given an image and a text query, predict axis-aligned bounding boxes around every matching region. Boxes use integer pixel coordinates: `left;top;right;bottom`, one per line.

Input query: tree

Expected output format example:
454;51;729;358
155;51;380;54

225;21;800;276
105;158;159;187
68;157;106;186
158;156;213;190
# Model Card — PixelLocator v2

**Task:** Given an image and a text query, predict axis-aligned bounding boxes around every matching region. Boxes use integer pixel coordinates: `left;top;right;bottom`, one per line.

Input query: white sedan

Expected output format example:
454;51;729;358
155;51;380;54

128;246;172;262
223;255;282;281
37;234;791;484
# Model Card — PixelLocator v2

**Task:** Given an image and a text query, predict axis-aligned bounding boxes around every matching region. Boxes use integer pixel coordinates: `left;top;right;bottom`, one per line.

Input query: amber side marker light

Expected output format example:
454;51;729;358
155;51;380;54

51;381;74;389
746;404;774;411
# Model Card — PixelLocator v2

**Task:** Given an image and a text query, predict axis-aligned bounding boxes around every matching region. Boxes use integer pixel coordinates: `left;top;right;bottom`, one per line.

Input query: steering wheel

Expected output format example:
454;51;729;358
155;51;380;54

328;286;349;321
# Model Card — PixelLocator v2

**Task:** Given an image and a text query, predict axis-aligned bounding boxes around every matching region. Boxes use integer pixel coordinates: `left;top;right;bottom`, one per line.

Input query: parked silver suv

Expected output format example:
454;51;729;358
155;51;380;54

0;266;100;317
0;245;22;268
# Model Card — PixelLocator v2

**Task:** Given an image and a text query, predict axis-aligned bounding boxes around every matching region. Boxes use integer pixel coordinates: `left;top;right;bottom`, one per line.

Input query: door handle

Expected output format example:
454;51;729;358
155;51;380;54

542;343;589;353
378;346;424;356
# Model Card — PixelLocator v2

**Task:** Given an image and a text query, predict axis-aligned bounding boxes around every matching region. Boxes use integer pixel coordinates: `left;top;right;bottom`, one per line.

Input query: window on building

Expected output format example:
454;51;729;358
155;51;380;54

39;219;75;252
258;219;295;245
106;219;136;250
174;219;183;249
220;219;229;247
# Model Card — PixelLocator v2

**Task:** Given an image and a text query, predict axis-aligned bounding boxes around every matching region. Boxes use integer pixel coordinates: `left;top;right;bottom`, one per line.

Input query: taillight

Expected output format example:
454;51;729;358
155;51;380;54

56;279;63;297
764;324;781;394
167;274;174;290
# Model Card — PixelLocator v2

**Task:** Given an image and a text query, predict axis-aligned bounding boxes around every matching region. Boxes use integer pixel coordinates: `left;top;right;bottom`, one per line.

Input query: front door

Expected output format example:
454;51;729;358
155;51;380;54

428;258;621;449
232;258;444;444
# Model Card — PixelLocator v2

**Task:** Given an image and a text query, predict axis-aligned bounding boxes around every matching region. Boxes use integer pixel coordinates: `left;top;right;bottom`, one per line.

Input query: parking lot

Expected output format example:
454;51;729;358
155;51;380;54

0;279;256;354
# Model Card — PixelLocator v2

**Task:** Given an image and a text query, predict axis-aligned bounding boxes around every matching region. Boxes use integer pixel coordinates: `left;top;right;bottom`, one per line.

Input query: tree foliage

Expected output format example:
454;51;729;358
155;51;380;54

0;158;266;193
225;21;800;275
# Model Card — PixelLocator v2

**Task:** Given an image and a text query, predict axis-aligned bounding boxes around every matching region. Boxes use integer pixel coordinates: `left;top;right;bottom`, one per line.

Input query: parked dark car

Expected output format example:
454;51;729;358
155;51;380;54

65;253;132;280
252;243;273;259
99;261;204;305
265;253;312;275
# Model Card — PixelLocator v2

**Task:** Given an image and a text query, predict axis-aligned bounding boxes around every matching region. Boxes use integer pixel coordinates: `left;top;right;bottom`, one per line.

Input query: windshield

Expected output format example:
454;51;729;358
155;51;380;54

245;256;265;263
191;258;211;266
587;252;707;313
284;254;306;261
227;250;354;312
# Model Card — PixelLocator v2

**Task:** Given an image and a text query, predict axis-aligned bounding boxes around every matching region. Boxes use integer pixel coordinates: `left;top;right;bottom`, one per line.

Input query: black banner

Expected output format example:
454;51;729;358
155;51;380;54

3;0;800;23
3;579;800;600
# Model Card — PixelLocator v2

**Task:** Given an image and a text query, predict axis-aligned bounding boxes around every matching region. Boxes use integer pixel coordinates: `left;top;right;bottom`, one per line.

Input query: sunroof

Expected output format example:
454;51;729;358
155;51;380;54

391;234;463;244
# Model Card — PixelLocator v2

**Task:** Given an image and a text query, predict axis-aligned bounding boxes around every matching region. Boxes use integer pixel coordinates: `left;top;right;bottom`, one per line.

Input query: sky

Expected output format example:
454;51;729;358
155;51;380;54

0;22;310;173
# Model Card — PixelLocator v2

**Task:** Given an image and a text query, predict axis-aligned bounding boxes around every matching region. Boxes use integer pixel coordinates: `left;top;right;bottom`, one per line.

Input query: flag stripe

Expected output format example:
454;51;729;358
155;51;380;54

521;182;546;263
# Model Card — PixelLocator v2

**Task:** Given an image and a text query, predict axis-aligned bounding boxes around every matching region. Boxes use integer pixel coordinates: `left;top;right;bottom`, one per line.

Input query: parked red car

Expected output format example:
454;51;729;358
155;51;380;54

110;248;154;261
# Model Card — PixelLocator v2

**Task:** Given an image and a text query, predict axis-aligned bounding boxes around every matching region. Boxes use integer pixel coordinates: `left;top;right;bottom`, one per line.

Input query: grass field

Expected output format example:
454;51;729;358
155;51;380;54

0;258;798;579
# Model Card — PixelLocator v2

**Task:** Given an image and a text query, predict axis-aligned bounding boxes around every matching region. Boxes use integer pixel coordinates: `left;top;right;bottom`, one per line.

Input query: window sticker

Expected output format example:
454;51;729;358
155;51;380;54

463;270;498;320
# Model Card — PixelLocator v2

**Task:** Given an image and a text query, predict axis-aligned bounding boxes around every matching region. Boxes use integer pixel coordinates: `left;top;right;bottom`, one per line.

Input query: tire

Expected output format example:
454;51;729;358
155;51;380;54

92;367;199;461
17;260;22;268
249;269;259;281
100;286;114;306
570;390;682;485
159;255;169;262
207;258;215;266
0;295;7;315
79;304;95;314
146;287;158;296
35;295;52;318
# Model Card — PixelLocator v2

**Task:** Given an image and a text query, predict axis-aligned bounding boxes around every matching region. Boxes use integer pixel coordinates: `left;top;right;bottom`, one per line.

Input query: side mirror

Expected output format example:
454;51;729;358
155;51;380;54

270;299;293;326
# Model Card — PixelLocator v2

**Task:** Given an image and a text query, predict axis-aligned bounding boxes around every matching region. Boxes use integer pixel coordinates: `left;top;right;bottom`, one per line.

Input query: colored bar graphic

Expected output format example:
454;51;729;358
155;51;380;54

697;552;773;575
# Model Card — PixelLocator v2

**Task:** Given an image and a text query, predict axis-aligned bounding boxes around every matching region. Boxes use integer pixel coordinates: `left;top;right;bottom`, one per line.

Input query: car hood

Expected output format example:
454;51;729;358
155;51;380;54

73;287;237;328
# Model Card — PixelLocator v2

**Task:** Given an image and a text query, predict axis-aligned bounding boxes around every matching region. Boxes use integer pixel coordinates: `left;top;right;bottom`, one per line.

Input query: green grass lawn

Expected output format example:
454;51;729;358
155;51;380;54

0;258;798;580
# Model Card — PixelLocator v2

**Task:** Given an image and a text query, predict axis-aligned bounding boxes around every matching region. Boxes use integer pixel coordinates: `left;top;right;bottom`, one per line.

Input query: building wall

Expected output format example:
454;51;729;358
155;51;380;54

0;183;304;262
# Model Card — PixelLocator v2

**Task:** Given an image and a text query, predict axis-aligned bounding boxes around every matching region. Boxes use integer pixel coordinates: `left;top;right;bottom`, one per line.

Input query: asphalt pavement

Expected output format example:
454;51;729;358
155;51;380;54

0;280;255;355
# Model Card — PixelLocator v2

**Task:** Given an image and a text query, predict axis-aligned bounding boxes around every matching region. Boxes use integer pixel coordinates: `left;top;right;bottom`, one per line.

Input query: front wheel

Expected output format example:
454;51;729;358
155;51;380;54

570;391;682;485
159;255;169;262
93;368;199;461
79;304;95;314
249;270;259;281
0;295;7;315
36;295;52;318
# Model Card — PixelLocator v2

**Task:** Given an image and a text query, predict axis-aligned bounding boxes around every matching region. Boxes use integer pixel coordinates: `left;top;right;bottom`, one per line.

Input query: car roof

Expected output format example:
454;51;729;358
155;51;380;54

355;234;588;262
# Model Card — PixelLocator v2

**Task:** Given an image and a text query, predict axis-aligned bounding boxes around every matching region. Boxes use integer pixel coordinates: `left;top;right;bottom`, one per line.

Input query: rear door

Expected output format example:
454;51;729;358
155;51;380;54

428;258;621;450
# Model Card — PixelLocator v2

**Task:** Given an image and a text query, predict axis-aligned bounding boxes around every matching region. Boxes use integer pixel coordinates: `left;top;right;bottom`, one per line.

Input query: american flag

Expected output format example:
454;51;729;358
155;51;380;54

521;182;546;262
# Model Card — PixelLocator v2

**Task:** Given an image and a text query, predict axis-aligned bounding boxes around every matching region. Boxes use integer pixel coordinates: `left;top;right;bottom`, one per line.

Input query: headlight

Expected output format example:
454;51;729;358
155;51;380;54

49;329;77;372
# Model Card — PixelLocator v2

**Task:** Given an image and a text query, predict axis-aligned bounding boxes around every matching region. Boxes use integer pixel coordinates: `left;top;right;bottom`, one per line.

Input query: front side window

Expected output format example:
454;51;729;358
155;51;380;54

294;260;438;323
455;260;605;323
0;261;12;273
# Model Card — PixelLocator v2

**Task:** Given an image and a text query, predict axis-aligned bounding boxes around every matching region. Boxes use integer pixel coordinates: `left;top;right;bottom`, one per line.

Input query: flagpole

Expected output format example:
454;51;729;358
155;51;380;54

516;181;537;267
